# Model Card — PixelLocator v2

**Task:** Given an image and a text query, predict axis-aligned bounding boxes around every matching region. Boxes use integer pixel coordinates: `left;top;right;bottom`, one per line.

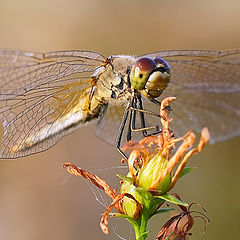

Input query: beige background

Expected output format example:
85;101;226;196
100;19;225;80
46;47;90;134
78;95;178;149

0;0;239;239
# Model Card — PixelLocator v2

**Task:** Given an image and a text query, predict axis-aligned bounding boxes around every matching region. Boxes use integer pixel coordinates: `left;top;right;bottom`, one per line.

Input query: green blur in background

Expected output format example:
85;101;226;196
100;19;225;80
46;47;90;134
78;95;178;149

0;0;239;239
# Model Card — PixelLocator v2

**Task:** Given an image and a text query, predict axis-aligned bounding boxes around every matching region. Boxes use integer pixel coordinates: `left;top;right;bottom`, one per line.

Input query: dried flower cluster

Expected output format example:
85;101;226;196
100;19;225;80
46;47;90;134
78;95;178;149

63;96;210;240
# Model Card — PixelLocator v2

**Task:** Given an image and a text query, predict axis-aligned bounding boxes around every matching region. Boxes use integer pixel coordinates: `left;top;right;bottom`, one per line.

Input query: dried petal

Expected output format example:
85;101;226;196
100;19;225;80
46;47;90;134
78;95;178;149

63;163;123;212
170;128;210;190
100;193;142;235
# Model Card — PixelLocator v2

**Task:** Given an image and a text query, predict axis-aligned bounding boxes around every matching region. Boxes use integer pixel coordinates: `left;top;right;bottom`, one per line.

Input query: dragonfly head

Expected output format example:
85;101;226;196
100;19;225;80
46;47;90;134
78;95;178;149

130;57;170;98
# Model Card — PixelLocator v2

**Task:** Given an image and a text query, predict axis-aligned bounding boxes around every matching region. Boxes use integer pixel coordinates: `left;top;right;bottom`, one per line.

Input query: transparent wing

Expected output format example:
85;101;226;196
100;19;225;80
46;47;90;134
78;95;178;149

95;101;127;145
0;49;104;95
0;50;105;159
141;49;240;142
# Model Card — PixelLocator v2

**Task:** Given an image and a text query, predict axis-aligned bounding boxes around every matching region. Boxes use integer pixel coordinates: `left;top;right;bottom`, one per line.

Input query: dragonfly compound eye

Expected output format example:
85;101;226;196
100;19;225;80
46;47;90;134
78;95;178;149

144;57;171;98
130;57;156;90
154;57;170;74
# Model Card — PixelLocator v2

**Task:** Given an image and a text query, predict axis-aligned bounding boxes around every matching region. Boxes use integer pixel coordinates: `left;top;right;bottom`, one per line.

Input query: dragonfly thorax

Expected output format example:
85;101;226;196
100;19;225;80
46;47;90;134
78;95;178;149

94;55;135;102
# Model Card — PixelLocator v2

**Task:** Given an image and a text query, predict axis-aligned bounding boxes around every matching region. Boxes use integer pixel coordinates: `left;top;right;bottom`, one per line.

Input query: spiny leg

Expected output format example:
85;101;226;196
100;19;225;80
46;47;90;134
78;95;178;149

116;96;171;159
116;101;132;159
130;95;162;136
136;94;147;137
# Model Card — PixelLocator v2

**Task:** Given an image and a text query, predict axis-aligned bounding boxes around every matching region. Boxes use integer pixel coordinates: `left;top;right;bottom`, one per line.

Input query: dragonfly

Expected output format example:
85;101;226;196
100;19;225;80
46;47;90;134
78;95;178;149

0;49;239;159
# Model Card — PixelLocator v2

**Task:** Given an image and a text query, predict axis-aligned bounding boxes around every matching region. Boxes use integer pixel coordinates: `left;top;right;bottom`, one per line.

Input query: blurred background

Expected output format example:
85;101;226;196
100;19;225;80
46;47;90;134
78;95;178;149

0;0;239;239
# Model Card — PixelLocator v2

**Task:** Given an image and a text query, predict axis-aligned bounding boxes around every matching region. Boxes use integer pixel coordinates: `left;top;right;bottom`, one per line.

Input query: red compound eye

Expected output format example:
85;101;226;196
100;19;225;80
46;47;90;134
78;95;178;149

134;57;156;72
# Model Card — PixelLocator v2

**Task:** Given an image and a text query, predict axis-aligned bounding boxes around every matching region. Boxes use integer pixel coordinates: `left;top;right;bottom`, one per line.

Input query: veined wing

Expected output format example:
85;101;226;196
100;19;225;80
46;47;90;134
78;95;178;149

141;49;240;143
0;50;105;159
95;100;127;146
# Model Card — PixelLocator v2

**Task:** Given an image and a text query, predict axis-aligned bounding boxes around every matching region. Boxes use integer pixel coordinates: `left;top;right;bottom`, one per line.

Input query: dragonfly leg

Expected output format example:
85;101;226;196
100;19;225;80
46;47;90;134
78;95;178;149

130;112;162;135
130;107;160;117
116;102;131;159
130;95;161;136
149;98;172;113
131;95;172;136
115;97;171;160
128;97;160;138
149;98;161;106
